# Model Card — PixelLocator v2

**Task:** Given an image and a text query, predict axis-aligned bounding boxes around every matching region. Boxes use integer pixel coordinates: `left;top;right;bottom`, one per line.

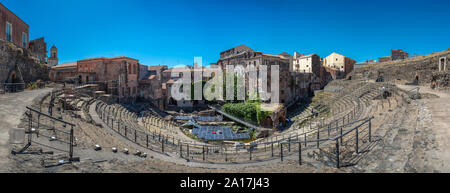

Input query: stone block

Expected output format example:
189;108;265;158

9;128;25;144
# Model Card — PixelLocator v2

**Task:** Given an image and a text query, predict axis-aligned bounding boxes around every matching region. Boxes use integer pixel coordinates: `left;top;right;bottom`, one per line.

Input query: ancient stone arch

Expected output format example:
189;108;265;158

260;116;273;128
414;73;420;85
5;68;23;92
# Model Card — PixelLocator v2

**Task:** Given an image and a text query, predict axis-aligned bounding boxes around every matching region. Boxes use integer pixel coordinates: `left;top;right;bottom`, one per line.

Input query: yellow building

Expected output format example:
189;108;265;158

323;52;356;75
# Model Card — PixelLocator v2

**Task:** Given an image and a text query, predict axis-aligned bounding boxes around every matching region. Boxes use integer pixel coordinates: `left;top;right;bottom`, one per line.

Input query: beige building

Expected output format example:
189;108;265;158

292;53;321;77
323;52;356;76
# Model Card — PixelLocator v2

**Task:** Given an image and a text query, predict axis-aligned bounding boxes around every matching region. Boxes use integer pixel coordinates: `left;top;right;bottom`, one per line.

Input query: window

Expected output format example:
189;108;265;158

22;33;27;48
6;22;12;42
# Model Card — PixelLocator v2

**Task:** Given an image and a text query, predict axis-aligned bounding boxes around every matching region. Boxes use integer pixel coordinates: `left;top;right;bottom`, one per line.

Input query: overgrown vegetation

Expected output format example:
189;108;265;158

222;101;273;124
26;83;38;90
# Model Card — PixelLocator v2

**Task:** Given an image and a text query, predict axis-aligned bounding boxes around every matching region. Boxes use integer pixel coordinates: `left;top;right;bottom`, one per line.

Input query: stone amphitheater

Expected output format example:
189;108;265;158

2;51;450;173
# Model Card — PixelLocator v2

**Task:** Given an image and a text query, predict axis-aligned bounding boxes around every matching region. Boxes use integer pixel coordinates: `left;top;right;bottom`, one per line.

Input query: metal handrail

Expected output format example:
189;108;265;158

26;106;75;126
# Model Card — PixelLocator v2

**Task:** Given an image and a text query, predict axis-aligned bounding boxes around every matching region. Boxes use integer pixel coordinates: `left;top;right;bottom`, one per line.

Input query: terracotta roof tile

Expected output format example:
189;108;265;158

52;62;77;69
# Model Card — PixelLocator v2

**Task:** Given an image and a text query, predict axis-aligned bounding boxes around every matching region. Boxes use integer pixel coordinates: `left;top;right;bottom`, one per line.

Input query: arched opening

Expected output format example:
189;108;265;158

382;91;392;99
279;116;286;127
414;74;419;85
168;97;177;106
260;116;273;128
9;73;17;92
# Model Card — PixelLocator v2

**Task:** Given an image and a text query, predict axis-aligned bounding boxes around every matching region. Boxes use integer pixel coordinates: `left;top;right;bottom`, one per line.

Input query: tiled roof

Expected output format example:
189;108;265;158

78;56;138;62
166;79;176;84
52;62;77;69
297;54;317;59
148;65;168;71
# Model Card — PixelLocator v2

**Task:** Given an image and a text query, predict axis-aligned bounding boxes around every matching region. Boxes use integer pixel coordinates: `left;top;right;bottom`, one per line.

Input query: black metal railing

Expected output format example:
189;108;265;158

0;83;25;93
12;106;78;163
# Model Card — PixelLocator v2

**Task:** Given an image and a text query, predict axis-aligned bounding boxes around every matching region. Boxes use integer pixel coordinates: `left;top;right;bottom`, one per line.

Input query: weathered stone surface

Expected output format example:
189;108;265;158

0;40;50;86
350;50;450;87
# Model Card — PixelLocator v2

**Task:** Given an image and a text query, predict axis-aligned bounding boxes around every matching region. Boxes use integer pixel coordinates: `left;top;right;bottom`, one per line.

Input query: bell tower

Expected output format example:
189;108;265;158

48;45;58;67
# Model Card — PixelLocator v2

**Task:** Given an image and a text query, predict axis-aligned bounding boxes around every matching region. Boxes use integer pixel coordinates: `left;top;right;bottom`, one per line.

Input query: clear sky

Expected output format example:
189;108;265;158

2;0;449;66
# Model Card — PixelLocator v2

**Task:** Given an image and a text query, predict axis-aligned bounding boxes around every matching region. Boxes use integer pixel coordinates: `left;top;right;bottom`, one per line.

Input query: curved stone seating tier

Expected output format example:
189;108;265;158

259;81;392;145
86;81;412;165
95;100;199;149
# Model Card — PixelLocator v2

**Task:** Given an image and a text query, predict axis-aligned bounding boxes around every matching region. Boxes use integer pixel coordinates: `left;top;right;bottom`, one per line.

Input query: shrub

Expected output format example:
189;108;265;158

26;83;38;90
223;102;272;124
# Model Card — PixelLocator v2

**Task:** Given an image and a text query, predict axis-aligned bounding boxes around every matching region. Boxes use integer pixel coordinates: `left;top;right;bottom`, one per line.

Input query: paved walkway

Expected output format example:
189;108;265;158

0;88;52;172
396;84;450;172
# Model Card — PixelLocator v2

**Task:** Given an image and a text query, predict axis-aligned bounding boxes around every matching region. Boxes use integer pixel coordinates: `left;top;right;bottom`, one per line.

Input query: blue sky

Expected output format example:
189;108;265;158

2;0;449;66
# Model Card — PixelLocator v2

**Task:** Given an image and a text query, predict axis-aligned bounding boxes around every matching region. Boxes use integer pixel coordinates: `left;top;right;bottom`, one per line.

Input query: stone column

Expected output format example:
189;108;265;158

445;57;448;72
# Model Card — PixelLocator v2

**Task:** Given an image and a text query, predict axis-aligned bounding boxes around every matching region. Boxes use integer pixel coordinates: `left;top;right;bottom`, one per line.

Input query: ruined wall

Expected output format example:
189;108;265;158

0;40;50;85
351;50;450;87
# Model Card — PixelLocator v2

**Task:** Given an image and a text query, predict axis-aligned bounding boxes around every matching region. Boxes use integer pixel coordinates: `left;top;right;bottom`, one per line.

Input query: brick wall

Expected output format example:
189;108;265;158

0;3;29;48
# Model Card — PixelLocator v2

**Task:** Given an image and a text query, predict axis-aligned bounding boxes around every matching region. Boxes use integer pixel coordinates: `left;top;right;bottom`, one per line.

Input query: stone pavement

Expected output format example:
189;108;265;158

0;88;52;172
396;84;450;172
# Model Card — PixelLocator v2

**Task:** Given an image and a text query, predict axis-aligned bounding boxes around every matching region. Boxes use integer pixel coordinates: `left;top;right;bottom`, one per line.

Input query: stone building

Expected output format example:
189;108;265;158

0;3;29;48
50;56;140;103
28;37;47;64
216;45;294;105
139;73;164;109
378;50;409;62
323;52;356;78
77;56;140;103
391;49;409;61
47;45;58;66
321;66;346;81
292;53;321;77
378;56;392;63
0;1;51;91
160;67;209;110
291;72;320;100
49;62;77;82
147;65;168;80
138;65;168;109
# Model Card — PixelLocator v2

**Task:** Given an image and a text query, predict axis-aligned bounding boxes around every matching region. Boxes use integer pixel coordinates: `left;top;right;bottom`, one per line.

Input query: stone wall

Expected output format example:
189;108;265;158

350;50;450;87
0;40;50;86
